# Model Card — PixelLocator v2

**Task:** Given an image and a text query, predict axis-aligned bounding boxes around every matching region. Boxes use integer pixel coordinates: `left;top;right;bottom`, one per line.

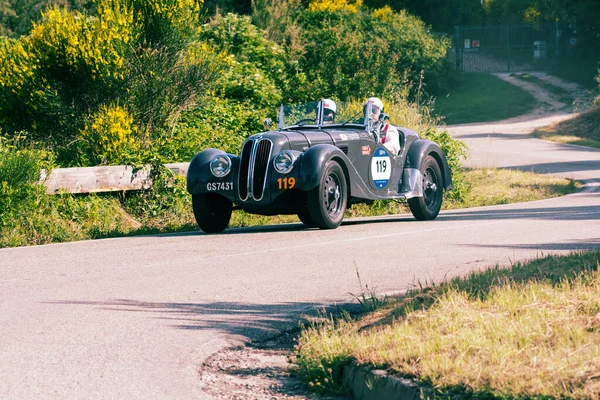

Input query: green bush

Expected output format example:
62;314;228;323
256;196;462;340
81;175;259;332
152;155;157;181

121;169;194;230
253;0;452;101
166;98;268;161
0;0;221;166
203;13;309;105
596;68;599;104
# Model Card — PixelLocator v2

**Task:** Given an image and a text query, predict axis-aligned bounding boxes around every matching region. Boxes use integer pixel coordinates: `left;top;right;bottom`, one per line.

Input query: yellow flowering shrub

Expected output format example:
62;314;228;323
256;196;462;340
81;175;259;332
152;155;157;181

27;5;135;83
0;39;44;107
80;104;140;165
372;5;394;22
307;0;362;13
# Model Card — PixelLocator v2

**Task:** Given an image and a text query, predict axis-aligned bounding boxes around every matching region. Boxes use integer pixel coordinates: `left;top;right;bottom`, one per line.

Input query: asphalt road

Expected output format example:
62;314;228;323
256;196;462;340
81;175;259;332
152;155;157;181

1;113;599;399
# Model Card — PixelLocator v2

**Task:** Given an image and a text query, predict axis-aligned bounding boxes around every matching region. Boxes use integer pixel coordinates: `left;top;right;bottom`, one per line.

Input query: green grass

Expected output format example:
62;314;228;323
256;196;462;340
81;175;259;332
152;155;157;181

295;251;600;398
453;168;581;207
533;106;600;149
434;72;537;125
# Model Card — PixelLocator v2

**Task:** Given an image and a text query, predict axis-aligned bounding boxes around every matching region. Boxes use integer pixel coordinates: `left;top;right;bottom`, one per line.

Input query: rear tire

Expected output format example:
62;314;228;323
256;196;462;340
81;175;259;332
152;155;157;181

408;155;443;221
192;193;232;233
307;160;347;229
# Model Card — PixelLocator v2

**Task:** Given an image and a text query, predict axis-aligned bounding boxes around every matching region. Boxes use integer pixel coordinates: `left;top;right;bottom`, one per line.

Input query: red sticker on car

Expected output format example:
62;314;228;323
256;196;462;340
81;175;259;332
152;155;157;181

362;146;370;155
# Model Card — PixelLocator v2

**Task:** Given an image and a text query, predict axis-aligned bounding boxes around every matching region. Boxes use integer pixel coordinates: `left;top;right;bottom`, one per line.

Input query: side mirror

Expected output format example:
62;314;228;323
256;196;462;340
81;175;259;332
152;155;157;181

263;118;273;129
379;113;389;122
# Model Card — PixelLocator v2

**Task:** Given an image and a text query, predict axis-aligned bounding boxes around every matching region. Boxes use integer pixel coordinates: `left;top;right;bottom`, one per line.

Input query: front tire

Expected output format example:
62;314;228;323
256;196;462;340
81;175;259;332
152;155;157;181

297;211;314;227
307;160;347;229
192;193;232;233
408;155;443;221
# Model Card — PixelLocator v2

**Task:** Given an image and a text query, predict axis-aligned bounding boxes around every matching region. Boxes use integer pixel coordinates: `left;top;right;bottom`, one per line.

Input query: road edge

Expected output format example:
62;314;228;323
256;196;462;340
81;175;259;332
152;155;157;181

343;364;429;400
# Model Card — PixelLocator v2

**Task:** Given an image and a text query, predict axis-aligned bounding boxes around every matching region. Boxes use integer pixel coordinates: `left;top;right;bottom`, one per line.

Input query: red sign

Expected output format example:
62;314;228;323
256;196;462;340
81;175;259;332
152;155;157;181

472;40;480;48
362;146;370;155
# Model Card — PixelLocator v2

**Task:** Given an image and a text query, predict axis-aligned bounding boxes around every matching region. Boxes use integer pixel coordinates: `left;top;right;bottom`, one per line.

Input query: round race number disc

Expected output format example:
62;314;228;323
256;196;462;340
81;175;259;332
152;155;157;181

371;148;391;188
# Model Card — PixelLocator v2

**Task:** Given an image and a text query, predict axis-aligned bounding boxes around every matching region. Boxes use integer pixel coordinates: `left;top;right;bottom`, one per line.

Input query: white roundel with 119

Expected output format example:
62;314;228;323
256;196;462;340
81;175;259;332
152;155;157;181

371;148;391;189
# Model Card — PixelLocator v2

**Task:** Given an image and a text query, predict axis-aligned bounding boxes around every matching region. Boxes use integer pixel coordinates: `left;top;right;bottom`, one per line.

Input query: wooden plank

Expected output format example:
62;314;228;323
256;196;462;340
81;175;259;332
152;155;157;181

41;162;190;194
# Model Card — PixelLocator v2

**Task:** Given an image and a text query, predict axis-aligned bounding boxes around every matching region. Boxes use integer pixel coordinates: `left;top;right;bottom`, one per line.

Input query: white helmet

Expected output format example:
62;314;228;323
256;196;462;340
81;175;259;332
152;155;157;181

322;98;337;122
363;97;383;122
363;97;383;113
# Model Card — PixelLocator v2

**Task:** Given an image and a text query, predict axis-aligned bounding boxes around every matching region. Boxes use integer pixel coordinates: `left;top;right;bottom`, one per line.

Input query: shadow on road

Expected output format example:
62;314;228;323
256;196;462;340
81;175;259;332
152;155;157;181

441;203;600;222
465;238;600;251
153;215;415;237
452;132;528;140
503;160;600;174
44;299;357;398
154;202;598;238
45;299;360;339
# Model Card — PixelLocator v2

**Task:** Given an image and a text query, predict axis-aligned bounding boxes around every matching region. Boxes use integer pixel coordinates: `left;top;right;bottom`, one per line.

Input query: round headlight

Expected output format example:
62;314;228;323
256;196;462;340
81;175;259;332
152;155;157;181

273;151;296;174
210;154;232;178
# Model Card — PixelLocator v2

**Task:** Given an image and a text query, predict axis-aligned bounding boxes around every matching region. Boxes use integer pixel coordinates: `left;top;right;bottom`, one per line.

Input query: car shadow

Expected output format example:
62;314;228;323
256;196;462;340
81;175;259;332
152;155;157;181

152;215;416;237
151;202;600;238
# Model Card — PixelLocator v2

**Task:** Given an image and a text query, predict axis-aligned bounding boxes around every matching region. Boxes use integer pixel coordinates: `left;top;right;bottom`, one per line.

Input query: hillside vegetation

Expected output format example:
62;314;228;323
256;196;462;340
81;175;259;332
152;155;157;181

0;0;596;247
0;0;462;244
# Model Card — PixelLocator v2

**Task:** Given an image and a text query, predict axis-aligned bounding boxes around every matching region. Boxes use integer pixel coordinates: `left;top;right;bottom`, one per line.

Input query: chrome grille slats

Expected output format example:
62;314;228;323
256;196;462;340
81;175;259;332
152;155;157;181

252;140;272;200
238;140;253;200
237;138;273;202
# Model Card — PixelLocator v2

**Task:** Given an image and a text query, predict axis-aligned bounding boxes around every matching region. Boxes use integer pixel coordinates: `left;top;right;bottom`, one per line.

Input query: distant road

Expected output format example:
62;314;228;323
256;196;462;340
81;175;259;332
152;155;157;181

1;113;598;399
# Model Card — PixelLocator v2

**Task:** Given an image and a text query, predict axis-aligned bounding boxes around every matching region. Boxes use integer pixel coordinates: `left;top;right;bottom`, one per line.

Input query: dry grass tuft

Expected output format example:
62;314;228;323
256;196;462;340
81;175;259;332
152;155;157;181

296;251;600;398
533;106;600;149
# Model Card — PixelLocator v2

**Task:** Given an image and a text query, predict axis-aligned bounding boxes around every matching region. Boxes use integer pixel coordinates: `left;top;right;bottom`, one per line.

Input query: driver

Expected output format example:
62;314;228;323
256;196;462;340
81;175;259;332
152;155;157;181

363;97;401;156
322;99;336;124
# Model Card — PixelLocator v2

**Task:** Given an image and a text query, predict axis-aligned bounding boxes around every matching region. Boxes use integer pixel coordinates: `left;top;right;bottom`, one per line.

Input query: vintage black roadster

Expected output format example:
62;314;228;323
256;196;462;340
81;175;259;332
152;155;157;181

186;100;453;233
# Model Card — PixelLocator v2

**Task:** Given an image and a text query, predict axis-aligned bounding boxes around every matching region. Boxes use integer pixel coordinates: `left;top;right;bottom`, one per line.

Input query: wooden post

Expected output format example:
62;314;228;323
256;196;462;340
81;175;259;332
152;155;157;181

40;162;189;194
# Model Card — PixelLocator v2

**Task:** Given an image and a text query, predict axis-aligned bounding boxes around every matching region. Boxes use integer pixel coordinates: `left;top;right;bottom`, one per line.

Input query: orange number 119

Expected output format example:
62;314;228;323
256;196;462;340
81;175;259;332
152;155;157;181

277;177;296;190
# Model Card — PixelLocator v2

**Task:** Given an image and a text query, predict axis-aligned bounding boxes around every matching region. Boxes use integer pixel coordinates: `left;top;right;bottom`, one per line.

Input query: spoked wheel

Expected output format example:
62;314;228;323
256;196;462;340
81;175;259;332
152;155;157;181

192;193;233;233
408;155;443;221
297;211;314;227
307;160;347;229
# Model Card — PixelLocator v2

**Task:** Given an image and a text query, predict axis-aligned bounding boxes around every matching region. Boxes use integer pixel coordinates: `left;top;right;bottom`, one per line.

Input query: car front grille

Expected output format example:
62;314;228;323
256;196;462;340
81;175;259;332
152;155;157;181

238;138;273;201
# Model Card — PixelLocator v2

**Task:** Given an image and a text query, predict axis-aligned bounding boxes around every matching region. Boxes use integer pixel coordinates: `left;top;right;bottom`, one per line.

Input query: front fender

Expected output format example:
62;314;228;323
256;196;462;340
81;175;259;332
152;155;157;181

406;140;453;191
295;144;350;191
186;149;238;201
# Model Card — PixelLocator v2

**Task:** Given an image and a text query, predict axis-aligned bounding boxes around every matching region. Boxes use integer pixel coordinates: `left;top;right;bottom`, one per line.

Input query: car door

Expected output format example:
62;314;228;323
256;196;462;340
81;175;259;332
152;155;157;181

361;131;403;194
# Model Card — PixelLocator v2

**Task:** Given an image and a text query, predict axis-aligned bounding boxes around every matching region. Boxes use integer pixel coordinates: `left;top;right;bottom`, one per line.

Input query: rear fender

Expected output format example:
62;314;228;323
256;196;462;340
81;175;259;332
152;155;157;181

406;140;453;191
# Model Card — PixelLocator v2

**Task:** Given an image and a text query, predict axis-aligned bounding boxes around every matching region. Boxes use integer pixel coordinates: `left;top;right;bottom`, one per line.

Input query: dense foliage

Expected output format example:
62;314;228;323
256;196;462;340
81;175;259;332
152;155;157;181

0;0;219;166
0;0;470;246
252;0;451;99
0;0;456;167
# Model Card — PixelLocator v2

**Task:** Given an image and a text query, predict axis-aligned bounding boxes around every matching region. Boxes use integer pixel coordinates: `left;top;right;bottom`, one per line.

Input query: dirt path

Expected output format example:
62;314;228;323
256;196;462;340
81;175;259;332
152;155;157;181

492;72;594;118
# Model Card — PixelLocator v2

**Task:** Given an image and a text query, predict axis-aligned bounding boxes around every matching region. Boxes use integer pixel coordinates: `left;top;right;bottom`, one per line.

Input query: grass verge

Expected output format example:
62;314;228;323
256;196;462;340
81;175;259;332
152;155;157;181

0;168;580;248
434;72;537;125
532;106;600;149
295;251;600;399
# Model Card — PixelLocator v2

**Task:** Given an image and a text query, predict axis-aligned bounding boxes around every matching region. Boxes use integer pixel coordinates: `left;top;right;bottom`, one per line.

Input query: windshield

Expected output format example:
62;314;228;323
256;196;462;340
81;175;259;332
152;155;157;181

278;101;366;128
